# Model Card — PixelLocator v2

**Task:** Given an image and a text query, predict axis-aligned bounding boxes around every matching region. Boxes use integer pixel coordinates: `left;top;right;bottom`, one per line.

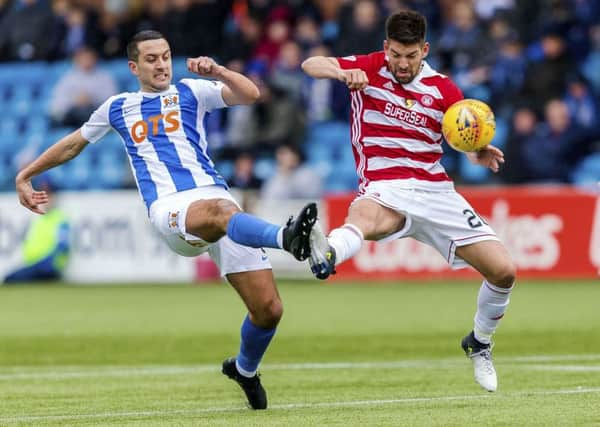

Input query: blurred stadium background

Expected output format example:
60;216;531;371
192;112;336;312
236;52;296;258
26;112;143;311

0;0;599;424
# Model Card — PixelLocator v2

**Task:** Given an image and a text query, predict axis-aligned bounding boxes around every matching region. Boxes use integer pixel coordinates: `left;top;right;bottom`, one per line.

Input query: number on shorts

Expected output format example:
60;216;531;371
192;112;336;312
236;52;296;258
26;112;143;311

462;209;486;228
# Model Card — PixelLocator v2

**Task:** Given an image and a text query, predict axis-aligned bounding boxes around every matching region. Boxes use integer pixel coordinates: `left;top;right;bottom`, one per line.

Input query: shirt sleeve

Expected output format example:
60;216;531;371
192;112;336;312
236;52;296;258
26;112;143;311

335;54;377;73
80;96;114;143
180;78;227;111
440;78;464;111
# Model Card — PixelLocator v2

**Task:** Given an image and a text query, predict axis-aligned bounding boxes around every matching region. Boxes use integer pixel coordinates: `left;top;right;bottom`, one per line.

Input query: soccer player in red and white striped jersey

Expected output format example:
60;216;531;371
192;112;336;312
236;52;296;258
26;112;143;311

302;9;516;393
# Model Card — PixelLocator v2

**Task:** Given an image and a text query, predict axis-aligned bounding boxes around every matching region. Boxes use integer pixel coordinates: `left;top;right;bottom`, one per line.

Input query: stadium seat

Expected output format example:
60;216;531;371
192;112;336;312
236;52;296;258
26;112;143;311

254;157;276;181
459;154;490;184
492;117;508;149
305;121;351;179
571;152;600;188
0;154;15;191
581;52;600;95
215;159;234;181
47;147;94;190
172;57;190;81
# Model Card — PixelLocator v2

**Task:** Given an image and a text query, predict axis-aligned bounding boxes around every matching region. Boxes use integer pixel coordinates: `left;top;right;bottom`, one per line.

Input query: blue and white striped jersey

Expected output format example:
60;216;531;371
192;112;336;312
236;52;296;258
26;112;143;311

81;78;228;211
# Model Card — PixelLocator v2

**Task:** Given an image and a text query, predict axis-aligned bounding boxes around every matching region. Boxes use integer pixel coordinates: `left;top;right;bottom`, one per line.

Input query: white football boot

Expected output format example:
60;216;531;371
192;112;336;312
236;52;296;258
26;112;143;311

461;331;497;392
308;221;336;280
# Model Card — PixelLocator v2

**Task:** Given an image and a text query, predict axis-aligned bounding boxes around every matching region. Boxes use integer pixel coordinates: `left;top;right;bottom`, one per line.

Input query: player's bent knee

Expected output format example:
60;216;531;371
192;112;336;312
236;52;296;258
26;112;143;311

216;199;241;219
255;298;283;328
488;261;517;288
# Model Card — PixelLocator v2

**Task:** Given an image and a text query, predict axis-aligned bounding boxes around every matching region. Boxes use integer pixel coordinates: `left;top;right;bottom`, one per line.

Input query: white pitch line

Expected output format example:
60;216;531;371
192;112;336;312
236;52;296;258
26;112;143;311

1;387;600;423
1;355;600;381
524;365;600;372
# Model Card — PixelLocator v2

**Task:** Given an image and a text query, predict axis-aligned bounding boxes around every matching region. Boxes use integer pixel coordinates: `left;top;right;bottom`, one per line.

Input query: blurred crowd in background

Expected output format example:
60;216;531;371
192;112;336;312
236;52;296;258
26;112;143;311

0;0;599;199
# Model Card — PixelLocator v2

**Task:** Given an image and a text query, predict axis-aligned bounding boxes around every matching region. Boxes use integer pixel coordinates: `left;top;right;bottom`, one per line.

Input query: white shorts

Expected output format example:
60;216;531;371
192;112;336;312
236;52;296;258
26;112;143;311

356;181;499;269
149;186;272;277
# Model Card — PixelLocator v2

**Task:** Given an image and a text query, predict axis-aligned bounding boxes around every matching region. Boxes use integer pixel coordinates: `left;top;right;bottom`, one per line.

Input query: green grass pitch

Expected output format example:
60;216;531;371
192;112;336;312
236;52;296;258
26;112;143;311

1;280;599;426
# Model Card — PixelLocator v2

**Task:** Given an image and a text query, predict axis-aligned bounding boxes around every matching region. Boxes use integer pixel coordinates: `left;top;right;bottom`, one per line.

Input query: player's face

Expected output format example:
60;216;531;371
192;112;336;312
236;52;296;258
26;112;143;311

384;39;429;84
129;38;172;92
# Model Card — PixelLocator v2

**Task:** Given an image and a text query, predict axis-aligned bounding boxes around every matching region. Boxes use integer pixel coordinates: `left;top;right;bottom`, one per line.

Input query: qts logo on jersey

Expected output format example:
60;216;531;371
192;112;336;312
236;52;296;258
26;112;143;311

130;111;180;143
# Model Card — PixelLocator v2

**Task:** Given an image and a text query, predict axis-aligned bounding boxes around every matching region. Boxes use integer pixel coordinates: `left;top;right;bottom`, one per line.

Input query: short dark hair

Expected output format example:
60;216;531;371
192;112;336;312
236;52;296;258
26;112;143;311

126;30;166;61
385;10;427;45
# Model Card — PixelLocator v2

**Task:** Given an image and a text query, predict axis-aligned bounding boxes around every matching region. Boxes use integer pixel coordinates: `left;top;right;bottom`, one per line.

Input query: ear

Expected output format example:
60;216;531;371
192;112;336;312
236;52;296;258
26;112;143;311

128;60;139;76
383;39;389;52
422;41;430;58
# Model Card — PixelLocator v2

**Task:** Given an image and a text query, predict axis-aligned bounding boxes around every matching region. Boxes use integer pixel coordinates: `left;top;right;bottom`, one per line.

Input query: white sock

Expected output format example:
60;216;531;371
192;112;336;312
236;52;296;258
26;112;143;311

473;280;514;344
328;224;364;265
276;228;283;248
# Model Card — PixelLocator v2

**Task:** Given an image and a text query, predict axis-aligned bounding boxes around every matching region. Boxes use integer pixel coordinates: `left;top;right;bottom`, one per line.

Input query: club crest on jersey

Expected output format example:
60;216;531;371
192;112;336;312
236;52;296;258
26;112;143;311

162;94;179;108
403;98;416;109
421;94;434;106
168;211;180;230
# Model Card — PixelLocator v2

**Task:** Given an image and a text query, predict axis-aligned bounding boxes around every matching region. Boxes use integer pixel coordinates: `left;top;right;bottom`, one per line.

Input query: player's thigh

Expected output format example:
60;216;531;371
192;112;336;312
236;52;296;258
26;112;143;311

226;269;282;328
186;198;241;242
455;240;516;287
347;198;406;241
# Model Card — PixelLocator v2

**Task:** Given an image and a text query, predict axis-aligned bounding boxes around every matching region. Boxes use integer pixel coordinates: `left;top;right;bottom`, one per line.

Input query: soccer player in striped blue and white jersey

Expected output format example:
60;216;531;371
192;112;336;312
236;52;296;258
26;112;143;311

15;30;319;410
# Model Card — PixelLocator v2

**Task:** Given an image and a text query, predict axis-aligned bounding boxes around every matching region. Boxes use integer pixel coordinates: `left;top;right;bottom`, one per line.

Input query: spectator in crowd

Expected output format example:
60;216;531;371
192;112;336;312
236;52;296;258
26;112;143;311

501;106;539;183
3;180;70;284
220;14;263;71
225;59;306;153
303;44;350;123
437;1;493;72
49;46;118;127
521;31;575;112
582;23;600;93
489;32;527;112
563;73;599;132
56;6;91;57
253;6;293;68
230;151;263;191
520;99;588;182
261;144;323;200
334;0;384;56
294;14;322;52
0;0;60;61
270;40;305;102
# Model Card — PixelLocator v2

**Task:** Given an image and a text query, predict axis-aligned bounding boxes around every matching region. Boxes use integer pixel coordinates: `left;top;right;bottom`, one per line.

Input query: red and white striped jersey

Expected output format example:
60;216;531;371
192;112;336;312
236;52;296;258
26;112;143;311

336;51;463;192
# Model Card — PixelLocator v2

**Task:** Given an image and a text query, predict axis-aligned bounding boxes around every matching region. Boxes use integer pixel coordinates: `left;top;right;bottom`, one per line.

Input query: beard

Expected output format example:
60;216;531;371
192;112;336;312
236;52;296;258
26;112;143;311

394;72;415;84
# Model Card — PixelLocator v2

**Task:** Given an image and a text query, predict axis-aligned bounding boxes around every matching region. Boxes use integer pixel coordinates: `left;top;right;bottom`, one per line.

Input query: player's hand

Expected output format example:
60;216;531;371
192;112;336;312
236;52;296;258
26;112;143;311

466;145;505;173
16;176;48;214
187;56;226;79
338;69;369;91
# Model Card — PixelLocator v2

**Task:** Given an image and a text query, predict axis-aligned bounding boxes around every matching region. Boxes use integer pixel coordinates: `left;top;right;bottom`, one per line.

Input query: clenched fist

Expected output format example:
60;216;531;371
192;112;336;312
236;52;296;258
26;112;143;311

187;56;226;79
338;68;369;91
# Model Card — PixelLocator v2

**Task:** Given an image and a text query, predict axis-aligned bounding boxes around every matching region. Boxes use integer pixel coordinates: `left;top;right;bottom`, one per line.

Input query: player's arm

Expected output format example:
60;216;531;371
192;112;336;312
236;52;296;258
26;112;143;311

186;56;259;106
16;130;89;214
301;56;369;90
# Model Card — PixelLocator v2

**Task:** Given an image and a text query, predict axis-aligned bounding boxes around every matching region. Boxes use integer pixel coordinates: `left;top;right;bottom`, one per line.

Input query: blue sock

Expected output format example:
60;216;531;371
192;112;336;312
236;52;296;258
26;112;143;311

236;315;276;376
227;212;282;249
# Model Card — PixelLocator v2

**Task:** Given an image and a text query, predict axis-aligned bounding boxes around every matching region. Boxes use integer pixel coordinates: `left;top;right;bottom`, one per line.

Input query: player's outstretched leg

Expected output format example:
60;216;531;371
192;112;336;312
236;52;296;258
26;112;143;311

222;357;267;409
227;203;317;261
461;330;497;392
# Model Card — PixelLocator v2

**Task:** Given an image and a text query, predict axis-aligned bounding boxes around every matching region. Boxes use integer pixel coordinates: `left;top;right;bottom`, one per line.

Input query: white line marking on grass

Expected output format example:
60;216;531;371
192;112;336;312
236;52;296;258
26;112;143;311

503;354;600;362
2;355;600;381
1;387;600;423
523;365;600;372
0;361;466;381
